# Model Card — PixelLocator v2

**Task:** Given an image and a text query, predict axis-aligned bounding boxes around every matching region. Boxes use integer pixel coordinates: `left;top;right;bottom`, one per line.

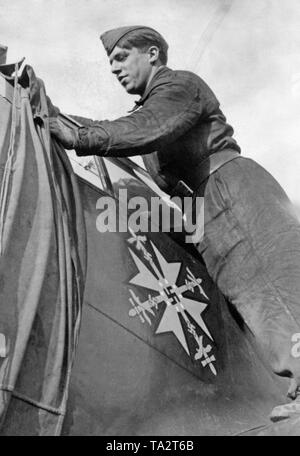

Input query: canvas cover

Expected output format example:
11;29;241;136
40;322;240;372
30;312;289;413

0;64;87;435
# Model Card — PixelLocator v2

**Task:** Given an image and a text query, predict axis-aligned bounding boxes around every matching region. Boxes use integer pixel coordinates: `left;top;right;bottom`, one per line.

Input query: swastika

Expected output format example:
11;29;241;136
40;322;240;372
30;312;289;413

164;286;181;305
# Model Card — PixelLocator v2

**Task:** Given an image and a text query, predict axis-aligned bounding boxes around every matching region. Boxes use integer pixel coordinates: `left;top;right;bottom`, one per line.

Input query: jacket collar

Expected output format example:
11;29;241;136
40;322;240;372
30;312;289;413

129;66;172;112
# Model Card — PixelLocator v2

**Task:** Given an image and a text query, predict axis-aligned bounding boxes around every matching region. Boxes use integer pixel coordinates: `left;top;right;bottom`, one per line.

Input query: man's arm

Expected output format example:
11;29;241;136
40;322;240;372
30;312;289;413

49;74;216;156
74;78;206;157
69;115;103;128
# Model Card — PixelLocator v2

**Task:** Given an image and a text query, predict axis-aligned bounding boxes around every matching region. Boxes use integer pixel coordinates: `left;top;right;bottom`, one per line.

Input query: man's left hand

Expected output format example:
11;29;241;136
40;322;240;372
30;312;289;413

49;118;78;150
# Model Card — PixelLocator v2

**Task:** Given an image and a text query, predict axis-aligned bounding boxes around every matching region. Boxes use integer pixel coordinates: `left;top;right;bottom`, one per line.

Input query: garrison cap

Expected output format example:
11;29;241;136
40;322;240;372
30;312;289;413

100;25;163;55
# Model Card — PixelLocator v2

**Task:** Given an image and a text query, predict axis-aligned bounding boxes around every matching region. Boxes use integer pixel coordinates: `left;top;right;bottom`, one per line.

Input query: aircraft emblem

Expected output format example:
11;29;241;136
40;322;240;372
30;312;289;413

127;229;217;376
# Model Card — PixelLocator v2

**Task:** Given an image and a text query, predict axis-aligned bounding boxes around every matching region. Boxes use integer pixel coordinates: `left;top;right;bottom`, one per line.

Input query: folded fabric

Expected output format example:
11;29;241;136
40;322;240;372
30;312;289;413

0;65;87;435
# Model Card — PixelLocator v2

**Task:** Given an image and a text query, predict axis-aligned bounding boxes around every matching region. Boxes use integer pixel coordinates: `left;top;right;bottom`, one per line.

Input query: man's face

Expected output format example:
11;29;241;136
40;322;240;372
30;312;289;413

109;46;153;95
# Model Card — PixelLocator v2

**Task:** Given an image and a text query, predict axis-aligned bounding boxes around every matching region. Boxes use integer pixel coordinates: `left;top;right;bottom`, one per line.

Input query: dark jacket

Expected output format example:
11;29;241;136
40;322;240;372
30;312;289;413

74;66;240;194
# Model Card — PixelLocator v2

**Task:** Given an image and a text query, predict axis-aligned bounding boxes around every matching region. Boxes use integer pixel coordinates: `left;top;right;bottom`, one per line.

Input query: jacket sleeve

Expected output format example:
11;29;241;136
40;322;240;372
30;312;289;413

74;77;208;157
69;115;104;128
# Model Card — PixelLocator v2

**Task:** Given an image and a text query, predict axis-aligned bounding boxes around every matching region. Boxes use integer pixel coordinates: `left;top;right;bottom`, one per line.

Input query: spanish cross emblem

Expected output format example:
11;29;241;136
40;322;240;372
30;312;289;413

127;228;217;376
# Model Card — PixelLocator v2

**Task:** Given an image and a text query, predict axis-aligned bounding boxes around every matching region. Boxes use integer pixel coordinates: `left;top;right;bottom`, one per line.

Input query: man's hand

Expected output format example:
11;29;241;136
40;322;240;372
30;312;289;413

49;118;78;150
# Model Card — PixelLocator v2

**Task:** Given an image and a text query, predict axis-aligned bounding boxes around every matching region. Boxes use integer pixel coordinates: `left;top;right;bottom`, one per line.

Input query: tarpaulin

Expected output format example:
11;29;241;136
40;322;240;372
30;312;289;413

0;64;87;435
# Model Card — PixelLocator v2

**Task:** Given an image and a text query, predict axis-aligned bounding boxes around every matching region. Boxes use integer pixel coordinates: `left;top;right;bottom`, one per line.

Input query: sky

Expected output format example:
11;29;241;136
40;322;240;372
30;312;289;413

1;0;300;205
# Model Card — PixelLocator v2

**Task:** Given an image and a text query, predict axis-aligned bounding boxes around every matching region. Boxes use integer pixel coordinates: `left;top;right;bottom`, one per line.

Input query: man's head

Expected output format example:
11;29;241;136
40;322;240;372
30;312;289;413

100;26;168;95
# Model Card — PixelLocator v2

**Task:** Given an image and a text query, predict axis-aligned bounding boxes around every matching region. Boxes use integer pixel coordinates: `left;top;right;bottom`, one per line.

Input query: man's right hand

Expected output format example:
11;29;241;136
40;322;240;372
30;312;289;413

49;118;79;150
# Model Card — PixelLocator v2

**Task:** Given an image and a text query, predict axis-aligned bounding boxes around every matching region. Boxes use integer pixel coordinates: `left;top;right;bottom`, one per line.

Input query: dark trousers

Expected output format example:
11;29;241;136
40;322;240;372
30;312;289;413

196;156;300;396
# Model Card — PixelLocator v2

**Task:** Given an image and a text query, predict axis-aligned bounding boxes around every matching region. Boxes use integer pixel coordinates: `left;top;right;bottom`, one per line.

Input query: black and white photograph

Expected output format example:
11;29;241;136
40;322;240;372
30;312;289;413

1;0;300;439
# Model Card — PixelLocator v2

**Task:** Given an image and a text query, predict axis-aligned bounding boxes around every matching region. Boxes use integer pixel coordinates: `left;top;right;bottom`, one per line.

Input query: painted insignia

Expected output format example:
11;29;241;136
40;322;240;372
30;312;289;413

127;228;217;376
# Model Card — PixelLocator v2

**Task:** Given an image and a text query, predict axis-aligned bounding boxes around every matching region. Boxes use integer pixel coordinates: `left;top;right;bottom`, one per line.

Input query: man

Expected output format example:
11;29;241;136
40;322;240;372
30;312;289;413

49;25;300;422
